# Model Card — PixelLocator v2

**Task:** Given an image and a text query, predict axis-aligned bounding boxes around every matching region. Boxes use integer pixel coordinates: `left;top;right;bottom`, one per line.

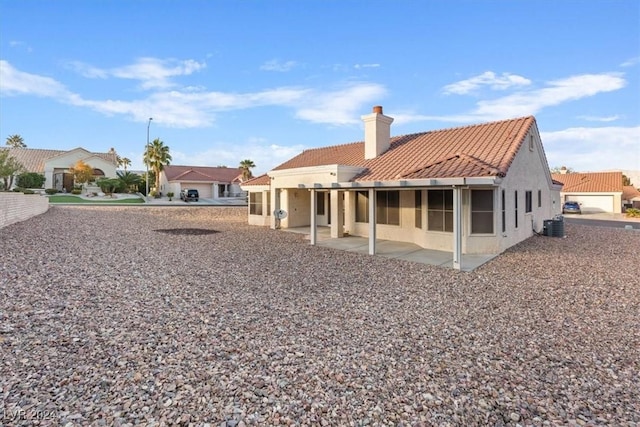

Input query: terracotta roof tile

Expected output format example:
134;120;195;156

270;116;537;182
163;165;243;183
551;172;623;193
2;147;117;173
242;173;270;186
623;185;640;201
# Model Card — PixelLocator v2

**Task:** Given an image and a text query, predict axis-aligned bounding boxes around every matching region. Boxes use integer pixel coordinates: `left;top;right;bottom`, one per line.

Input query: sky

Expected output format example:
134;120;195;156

1;0;639;176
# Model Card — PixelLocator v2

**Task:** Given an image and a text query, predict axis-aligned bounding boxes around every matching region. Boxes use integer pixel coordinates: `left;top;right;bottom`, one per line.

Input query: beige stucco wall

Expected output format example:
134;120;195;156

0;193;49;229
247;187;271;226
44;149;117;189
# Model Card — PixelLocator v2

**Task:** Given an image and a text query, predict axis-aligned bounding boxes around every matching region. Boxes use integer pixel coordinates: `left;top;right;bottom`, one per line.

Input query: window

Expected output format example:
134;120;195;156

249;192;263;215
316;192;325;215
427;190;453;232
471;189;494;234
415;191;422;229
266;191;271;216
376;191;400;225
525;191;532;213
355;191;369;223
514;190;518;228
529;135;534;151
501;190;506;233
537;190;542;208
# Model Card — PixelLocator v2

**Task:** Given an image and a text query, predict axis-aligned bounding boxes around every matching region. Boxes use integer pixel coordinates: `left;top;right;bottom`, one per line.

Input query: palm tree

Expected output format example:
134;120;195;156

6;134;26;148
117;170;141;193
144;138;172;191
239;159;256;181
118;156;132;171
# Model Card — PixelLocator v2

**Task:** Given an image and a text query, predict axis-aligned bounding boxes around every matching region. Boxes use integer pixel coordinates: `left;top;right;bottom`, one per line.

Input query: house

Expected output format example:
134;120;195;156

158;165;244;199
622;185;640;210
3;147;118;191
551;171;623;213
241;106;562;269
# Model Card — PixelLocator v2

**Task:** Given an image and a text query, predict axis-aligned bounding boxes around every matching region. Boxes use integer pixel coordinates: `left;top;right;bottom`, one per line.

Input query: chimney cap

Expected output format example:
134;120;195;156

373;105;383;114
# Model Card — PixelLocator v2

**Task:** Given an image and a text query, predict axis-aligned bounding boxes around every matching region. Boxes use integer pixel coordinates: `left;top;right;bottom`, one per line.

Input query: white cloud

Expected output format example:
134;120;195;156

443;71;532;95
577;115;621;122
620;56;640;67
260;59;298;72
542;126;640;172
354;63;380;69
295;83;387;125
0;60;71;97
168;142;306;174
67;57;207;89
8;40;33;52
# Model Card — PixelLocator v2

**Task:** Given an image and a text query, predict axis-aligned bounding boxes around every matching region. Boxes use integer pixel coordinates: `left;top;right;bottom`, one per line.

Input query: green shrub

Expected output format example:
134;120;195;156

71;189;82;195
96;178;123;195
167;192;174;201
150;190;160;198
625;208;640;218
12;187;23;192
22;189;35;194
45;188;59;195
16;172;46;189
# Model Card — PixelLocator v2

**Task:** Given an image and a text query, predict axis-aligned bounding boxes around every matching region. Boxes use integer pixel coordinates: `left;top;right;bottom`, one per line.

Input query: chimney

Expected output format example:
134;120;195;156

362;105;394;159
560;166;568;174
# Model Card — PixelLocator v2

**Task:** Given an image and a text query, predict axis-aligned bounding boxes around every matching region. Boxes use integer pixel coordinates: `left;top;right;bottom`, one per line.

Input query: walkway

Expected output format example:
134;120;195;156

283;227;497;272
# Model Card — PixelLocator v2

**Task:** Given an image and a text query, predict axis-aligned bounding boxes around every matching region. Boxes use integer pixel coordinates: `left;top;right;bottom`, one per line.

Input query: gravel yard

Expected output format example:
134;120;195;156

1;206;638;426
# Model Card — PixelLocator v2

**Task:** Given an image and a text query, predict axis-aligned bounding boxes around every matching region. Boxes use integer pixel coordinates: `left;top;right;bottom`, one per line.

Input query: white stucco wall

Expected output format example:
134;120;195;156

44;150;117;189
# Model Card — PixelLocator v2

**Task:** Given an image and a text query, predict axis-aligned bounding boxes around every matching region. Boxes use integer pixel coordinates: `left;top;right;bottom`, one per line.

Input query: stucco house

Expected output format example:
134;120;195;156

551;171;623;213
158;165;244;199
3;147;118;191
241;106;562;269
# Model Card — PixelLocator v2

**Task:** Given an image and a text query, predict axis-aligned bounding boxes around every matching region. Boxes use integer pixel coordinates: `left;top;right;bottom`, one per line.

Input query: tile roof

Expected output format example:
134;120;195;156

622;185;640;201
551;172;623;193
163;165;243;183
271;116;537;181
241;173;270;186
2;147;117;173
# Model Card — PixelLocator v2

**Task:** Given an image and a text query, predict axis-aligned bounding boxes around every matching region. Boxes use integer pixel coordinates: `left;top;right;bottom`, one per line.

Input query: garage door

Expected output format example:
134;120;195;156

181;183;213;199
565;195;614;213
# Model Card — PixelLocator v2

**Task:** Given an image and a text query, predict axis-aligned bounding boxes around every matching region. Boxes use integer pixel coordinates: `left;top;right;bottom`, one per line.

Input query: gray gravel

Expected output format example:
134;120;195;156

1;206;638;426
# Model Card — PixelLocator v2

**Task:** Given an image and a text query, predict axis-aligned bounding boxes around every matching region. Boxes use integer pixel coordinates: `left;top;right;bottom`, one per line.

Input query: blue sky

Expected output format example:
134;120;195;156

1;0;639;175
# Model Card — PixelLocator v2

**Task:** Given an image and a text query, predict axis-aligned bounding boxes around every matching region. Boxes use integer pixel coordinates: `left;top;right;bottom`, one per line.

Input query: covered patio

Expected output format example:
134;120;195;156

283;226;497;272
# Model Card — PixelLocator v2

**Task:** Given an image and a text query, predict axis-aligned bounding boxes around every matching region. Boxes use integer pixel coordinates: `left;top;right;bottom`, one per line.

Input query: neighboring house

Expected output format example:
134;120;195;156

241;106;562;269
159;165;244;199
551;171;623;213
3;147;118;191
622;185;640;210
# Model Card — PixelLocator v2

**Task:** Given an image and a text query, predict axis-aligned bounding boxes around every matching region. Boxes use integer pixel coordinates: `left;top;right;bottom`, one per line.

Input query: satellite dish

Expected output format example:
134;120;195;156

274;209;287;220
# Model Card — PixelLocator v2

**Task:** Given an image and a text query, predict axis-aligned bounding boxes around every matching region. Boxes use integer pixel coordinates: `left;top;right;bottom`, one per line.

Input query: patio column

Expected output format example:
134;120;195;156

330;190;344;238
310;189;317;245
368;188;376;255
270;187;280;229
453;186;462;270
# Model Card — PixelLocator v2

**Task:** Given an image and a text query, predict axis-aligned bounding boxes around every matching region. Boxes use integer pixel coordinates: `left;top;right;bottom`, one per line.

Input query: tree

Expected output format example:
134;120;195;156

16;172;45;189
239;159;256;181
0;149;25;190
117;170;141;193
622;174;632;186
143;138;172;191
70;160;94;188
5;134;26;148
549;166;574;174
118;156;132;171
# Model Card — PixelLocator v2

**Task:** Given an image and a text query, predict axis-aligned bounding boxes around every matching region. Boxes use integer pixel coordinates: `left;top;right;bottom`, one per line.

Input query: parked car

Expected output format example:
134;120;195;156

562;201;581;214
180;189;199;202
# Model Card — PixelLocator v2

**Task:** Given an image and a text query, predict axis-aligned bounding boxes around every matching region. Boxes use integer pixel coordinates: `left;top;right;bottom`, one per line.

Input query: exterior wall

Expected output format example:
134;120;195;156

496;130;560;253
43;150;117;189
247;187;271;226
0;193;49;229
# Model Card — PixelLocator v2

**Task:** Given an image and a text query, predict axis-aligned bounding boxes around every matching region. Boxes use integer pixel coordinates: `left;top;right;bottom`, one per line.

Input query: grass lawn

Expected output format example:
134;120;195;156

48;195;145;204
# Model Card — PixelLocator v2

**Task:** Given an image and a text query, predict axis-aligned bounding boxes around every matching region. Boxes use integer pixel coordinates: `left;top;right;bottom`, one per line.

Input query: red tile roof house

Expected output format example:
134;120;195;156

159;165;244;199
3;147;118;192
241;106;563;270
551;171;624;213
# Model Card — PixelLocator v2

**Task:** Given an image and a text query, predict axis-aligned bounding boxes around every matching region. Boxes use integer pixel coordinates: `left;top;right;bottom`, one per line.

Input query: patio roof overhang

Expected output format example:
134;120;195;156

297;176;503;189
